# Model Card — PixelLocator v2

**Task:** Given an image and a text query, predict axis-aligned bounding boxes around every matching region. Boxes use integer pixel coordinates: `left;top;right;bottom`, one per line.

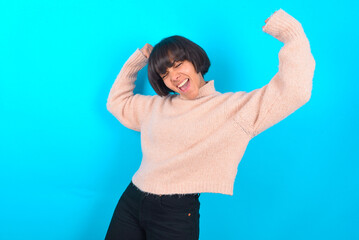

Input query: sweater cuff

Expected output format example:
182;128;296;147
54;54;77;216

262;9;306;43
123;48;148;72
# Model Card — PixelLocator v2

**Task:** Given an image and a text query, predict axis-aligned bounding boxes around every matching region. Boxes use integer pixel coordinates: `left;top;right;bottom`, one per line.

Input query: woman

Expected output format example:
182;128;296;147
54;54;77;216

105;9;316;240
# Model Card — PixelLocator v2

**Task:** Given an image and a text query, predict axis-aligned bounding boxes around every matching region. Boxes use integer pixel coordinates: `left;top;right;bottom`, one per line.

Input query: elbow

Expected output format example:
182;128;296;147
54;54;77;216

106;93;123;114
297;55;315;104
303;56;315;103
296;80;312;105
301;90;312;104
106;99;116;114
106;101;112;112
289;77;312;106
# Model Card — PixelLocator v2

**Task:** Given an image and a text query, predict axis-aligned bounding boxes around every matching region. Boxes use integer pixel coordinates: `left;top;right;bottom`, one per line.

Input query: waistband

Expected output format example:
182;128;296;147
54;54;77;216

130;181;200;198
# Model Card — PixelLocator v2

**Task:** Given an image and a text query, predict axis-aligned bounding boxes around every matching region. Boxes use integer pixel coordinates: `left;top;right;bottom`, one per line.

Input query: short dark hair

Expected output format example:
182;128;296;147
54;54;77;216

148;35;210;96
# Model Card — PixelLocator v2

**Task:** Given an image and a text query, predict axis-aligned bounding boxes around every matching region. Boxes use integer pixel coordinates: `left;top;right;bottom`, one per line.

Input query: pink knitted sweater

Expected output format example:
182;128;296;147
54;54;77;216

106;9;316;195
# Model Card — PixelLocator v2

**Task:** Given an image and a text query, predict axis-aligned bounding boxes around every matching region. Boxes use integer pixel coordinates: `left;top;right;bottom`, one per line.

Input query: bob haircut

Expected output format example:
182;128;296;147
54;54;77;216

148;35;211;96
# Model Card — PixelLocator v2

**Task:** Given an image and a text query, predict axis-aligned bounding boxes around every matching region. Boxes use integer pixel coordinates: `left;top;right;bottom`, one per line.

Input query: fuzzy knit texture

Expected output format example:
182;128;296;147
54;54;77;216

106;9;316;196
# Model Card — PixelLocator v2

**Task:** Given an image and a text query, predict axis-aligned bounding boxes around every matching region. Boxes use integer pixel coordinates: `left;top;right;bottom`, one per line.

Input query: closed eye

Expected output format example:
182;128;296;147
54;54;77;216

161;61;182;79
161;73;168;79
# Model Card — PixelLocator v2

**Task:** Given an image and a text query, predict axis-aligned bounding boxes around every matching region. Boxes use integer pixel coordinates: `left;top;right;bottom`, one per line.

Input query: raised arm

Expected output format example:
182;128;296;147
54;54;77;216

106;44;158;132
231;9;316;138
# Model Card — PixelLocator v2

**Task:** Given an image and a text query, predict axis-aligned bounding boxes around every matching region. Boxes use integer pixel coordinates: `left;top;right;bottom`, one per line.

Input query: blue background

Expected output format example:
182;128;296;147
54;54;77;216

1;0;358;239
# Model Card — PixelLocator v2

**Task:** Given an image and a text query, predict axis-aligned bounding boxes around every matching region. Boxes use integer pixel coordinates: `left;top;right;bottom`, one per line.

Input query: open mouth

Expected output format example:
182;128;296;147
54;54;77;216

178;78;190;92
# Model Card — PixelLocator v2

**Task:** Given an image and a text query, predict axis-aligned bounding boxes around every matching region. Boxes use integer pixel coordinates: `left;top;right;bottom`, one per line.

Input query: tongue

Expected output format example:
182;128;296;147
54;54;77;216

179;80;189;91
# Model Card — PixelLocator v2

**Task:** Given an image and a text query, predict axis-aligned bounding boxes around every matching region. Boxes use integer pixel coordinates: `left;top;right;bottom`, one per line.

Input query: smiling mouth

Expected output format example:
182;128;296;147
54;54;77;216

178;78;190;92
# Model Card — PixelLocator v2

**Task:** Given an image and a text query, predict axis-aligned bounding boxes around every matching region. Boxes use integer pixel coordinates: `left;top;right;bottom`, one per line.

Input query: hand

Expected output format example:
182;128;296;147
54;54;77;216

262;11;277;30
140;43;153;58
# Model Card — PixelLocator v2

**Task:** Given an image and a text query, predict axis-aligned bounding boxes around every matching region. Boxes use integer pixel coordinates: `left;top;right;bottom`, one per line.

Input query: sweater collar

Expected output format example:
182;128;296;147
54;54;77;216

177;80;216;100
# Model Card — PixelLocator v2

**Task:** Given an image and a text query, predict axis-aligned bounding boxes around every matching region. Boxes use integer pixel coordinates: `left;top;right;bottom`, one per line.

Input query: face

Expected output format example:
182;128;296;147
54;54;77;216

160;60;206;100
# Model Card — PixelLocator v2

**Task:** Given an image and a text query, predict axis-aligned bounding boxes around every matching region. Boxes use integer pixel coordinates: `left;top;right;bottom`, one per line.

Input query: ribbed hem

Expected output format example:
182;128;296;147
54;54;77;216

108;49;148;98
132;176;235;196
263;9;306;43
123;49;148;74
112;48;148;91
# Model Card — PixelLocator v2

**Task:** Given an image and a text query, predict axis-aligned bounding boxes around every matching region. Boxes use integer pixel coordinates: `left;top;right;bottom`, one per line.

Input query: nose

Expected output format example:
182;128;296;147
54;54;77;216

169;69;180;82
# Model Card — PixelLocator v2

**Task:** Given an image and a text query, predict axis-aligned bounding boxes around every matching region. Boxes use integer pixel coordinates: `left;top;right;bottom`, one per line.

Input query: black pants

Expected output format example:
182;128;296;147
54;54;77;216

105;181;201;240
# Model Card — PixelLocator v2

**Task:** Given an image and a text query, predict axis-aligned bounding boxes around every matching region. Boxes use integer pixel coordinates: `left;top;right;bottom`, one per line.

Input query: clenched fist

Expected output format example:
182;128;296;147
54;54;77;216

262;11;277;30
140;43;153;59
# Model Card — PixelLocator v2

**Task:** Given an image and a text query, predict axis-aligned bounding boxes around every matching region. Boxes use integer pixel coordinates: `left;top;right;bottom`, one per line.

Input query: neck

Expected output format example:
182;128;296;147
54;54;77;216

177;80;216;100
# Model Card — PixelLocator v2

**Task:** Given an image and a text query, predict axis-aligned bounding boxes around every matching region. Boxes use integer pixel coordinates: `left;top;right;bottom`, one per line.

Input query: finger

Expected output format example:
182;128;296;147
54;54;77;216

265;10;277;24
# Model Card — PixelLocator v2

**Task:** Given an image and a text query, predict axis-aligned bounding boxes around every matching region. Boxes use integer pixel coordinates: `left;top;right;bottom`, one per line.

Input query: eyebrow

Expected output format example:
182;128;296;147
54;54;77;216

166;60;178;70
158;59;180;77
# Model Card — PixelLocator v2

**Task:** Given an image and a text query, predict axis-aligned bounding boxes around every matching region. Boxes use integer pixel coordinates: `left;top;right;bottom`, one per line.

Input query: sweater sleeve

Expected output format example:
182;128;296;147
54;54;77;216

232;9;316;138
106;49;158;132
